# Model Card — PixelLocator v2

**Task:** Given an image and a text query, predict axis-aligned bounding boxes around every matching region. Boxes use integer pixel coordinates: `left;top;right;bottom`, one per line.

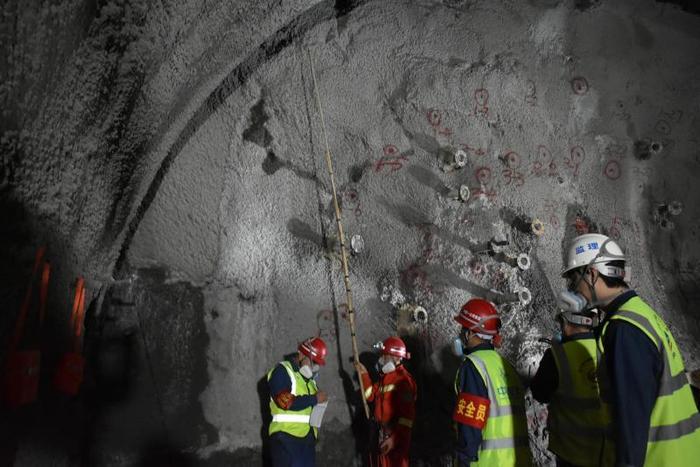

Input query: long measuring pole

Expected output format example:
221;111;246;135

307;50;370;419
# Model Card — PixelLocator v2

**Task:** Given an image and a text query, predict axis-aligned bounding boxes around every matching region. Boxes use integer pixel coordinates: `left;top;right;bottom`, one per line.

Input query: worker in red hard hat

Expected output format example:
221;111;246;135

267;337;329;467
355;336;417;467
452;298;532;466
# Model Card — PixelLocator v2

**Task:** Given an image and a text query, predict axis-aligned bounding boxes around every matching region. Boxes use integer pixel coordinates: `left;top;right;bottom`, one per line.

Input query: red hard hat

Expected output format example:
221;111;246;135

454;298;501;336
299;337;327;366
380;336;410;360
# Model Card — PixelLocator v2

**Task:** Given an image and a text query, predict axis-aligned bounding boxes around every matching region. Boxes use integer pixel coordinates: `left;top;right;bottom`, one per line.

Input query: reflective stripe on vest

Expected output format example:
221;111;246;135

481;436;530;449
271;414;311;424
460;350;533;467
398;417;413;428
267;360;318;439
598;297;700;466
548;339;611;466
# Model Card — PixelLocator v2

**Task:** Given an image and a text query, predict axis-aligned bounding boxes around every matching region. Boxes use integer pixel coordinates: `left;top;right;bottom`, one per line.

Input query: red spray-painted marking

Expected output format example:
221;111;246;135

426;108;453;137
525;80;537;106
473;89;489;117
473;166;497;199
384;145;399;156
374;156;407;173
375;145;408;173
543;201;560;229
469;260;487;278
427;109;442;128
475;166;492;185
531;145;552;177
502;169;525;187
565;146;586;177
471;188;498;200
343;189;362;216
603;160;621;180
401;263;433;295
502;151;525;186
574;217;590;235
504;150;521;169
459;143;486;156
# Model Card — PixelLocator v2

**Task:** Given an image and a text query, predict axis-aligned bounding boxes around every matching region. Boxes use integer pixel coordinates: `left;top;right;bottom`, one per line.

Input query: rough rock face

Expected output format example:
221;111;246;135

1;0;699;465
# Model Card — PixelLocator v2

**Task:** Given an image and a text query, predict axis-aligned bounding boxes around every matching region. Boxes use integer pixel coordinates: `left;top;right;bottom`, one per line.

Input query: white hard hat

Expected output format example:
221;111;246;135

562;233;626;278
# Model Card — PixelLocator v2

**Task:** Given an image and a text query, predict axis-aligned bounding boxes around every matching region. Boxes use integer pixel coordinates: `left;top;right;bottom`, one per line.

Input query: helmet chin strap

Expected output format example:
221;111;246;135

584;268;600;307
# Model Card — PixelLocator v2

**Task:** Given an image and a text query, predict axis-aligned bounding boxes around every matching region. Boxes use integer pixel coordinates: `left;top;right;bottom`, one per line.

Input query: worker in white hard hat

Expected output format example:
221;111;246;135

562;233;700;466
530;305;611;467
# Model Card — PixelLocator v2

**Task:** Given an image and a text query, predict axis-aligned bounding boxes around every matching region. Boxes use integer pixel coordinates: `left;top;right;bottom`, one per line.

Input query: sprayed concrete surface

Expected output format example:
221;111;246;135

1;0;700;465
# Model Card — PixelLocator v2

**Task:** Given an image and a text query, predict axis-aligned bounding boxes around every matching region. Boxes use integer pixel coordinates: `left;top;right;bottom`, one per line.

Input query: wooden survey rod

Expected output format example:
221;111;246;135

307;50;371;419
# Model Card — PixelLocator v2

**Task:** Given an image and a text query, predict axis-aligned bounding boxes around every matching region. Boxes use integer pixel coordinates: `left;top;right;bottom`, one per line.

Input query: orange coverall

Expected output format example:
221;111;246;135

361;365;417;467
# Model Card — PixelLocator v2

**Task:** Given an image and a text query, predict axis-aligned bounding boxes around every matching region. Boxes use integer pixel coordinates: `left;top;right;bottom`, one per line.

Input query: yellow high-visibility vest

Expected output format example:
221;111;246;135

267;361;318;438
598;296;700;466
454;349;532;466
548;338;612;466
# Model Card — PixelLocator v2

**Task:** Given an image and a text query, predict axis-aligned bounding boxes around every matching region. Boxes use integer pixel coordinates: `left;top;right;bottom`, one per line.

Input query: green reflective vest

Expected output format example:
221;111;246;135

548;337;612;466
454;349;533;467
598;295;700;466
267;360;318;439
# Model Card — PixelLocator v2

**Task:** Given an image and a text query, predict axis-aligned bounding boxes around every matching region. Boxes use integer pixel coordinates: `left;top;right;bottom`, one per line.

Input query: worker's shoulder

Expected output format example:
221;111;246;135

457;355;485;380
605;319;662;356
270;360;294;378
395;367;417;390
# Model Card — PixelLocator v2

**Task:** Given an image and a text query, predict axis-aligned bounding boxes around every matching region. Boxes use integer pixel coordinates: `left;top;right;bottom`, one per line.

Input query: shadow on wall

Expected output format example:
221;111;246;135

404;336;458;464
257;374;272;467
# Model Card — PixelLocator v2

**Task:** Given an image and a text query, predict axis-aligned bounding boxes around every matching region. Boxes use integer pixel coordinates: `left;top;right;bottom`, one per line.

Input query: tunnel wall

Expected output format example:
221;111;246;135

1;0;700;466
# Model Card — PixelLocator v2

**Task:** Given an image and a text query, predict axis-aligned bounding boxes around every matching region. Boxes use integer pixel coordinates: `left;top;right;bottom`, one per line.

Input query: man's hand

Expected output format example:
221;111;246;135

354;362;368;374
316;390;328;403
379;433;396;455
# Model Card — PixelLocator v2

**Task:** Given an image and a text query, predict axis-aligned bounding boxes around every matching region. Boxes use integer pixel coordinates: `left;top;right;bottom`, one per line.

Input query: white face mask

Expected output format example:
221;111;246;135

380;357;397;374
299;364;313;379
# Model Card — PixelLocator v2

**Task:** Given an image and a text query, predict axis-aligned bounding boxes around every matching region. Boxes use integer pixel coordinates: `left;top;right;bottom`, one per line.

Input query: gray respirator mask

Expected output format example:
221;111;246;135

377;356;397;374
299;363;320;379
558;290;589;314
